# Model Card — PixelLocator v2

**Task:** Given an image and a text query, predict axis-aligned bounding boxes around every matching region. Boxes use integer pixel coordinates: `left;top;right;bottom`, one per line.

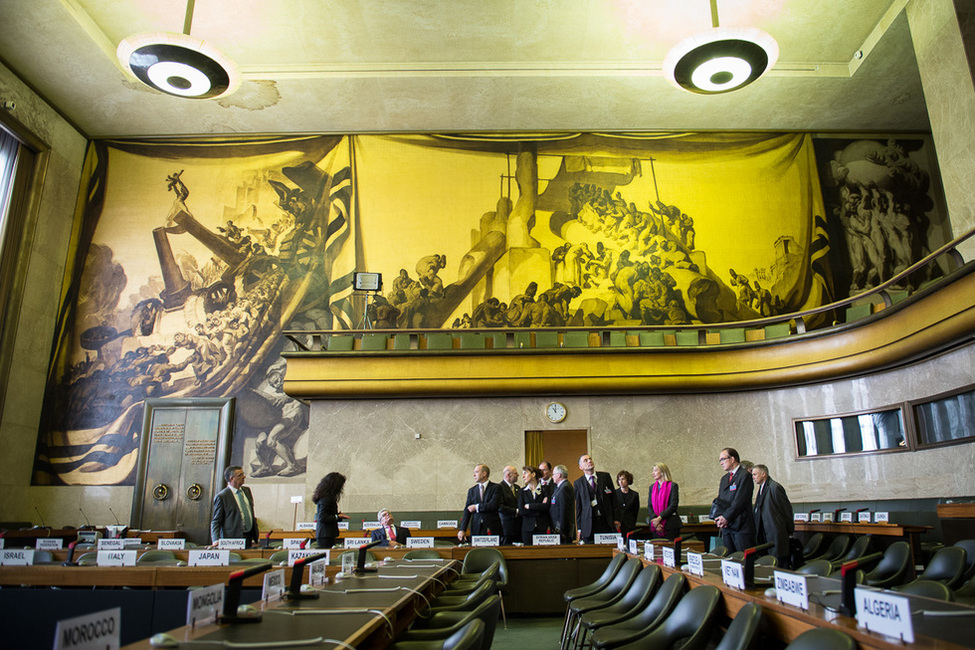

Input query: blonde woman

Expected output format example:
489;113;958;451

647;463;681;540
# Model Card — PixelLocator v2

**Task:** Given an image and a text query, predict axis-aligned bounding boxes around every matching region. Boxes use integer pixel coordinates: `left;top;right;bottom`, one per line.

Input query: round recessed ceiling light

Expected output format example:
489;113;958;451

663;27;778;95
117;32;241;99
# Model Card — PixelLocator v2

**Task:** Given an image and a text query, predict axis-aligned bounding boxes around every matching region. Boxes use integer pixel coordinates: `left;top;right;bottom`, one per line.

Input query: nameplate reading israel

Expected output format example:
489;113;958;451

186;583;223;627
189;549;229;566
158;538;185;550
0;549;34;565
472;535;500;547
438;520;458;529
36;538;63;550
721;559;746;590
773;571;809;609
628;539;638;555
263;569;286;601
283;538;305;549
687;552;705;576
595;533;621;545
54;606;120;650
344;537;370;548
407;537;435;548
296;521;316;531
97;550;136;566
534;534;560;546
289;549;320;566
98;538;125;550
855;587;914;642
662;545;676;568
217;538;246;550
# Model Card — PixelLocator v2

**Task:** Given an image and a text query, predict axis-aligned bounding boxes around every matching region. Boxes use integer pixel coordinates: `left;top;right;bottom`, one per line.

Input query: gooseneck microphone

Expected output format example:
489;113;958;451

108;507;121;525
33;506;49;529
79;508;94;530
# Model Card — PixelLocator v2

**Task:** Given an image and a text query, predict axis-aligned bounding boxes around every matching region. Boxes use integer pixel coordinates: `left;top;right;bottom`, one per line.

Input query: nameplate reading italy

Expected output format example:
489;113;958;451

54;606;120;650
0;549;34;565
773;570;809;609
855;587;914;642
344;537;370;548
407;537;435;548
98;538;125;550
472;535;500;547
686;552;705;576
296;521;316;531
534;534;560;546
289;549;323;566
97;550;136;566
263;569;286;601
36;537;63;550
189;549;230;566
217;538;247;550
158;538;185;550
661;545;676;568
437;520;458;529
283;538;305;549
186;583;223;627
595;533;621;545
721;559;746;590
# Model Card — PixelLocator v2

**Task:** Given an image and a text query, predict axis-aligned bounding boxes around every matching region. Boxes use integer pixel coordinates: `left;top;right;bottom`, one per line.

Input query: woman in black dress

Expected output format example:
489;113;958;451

517;465;552;545
613;470;640;538
312;472;348;548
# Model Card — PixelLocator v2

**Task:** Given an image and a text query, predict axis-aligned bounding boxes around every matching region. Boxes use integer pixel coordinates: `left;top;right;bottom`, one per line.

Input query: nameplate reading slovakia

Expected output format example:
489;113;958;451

407;537;435;548
662;546;676;568
686;552;705;576
189;550;229;566
472;535;500;547
158;538;185;550
628;539;638;555
309;558;328;585
773;571;809;609
344;537;370;548
855;587;914;642
186;583;223;627
97;550;136;567
36;538;63;550
263;569;286;601
296;521;316;531
721;559;746;590
54;606;120;650
437;520;458;529
217;538;246;550
401;520;422;529
534;534;560;546
98;538;125;550
858;511;872;523
644;543;654;561
0;549;34;565
595;533;621;545
840;512;853;523
337;521;350;531
283;538;305;549
794;513;809;522
288;549;322;566
874;511;890;523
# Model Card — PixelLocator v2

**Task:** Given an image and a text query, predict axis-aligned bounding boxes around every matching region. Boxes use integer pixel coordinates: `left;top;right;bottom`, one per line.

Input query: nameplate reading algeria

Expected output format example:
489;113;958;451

662;546;676;568
773;570;810;609
0;549;34;565
686;552;705;576
186;583;223;627
54;606;120;650
289;549;325;566
263;569;286;601
534;534;560;546
96;550;136;567
158;538;185;550
189;550;230;566
855;587;914;643
472;535;500;547
721;559;746;590
407;537;435;548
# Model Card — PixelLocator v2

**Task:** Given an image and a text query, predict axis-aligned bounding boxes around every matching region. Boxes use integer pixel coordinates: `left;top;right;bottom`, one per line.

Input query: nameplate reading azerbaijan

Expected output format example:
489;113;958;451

407;537;435;548
721;559;745;590
773;570;809;609
189;550;230;566
686;552;705;576
855;587;914;642
54;606;120;650
186;583;223;627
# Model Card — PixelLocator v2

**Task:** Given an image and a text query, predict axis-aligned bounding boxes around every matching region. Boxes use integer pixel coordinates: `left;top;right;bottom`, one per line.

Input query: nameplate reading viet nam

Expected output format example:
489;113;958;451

661;546;676;568
186;583;223;627
595;533;621;545
773;571;810;609
0;549;34;565
217;538;246;550
263;569;286;601
407;537;435;548
97;550;136;566
289;549;324;566
534;534;560;546
98;538;125;550
472;535;500;547
721;559;746;590
54;606;120;650
855;587;914;643
157;538;185;550
686;552;705;576
189;550;229;566
437;520;458;529
36;538;63;550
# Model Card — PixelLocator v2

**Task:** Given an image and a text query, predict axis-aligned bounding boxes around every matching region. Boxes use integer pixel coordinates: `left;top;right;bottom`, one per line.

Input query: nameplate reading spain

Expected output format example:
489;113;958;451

283;538;305;549
36;538;63;550
186;583;223;627
98;538;125;550
472;535;499;547
97;550;136;566
721;560;745;590
158;538;185;550
662;546;676;568
217;538;246;550
773;571;809;609
189;550;229;566
263;569;286;601
289;549;324;566
0;549;34;565
54;606;120;650
855;587;913;642
686;552;705;576
534;534;560;546
407;537;435;548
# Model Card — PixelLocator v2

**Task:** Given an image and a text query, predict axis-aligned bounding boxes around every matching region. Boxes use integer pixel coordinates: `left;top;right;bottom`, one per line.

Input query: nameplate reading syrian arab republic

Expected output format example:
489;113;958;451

309;558;328;585
407;537;435;548
840;512;853;522
336;521;350;531
687;552;705;576
186;583;223;627
296;521;316;531
628;539;638;555
859;511;872;523
855;587;914;642
217;538;246;550
262;569;286;601
188;550;229;566
401;520;422;528
662;545;676;568
361;521;380;530
534;534;560;546
437;520;458;529
96;550;136;567
472;535;500;547
644;543;654;561
721;559;745;590
54;606;120;650
794;513;809;522
874;512;890;523
98;538;125;550
36;538;63;550
595;533;621;545
283;538;305;549
158;538;185;550
773;570;810;609
0;549;34;565
288;549;322;566
344;537;371;548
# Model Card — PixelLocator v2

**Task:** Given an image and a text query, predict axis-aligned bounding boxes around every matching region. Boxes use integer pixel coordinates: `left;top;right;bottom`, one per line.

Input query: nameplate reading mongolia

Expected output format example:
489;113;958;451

263;569;286;601
309;559;328;585
36;538;63;550
628;539;638;555
855;587;914;642
721;559;746;590
217;538;246;550
186;583;223;627
773;571;810;609
54;606;120;650
288;549;323;566
686;552;705;576
296;521;317;531
401;520;422;529
794;513;810;522
361;521;380;530
283;538;305;549
189;550;229;566
336;521;350;531
472;535;500;547
344;538;370;548
595;533;621;545
858;511;872;523
407;537;435;548
158;538;185;550
96;550;136;567
662;546;676;568
437;520;458;529
874;512;890;523
534;534;560;546
644;543;654;561
98;538;125;550
840;512;853;522
0;549;34;565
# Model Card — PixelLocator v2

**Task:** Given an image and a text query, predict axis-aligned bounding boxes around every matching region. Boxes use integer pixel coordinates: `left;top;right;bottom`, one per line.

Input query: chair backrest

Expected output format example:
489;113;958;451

612;564;662;611
599;558;643;600
865;541;910;587
838;535;871;563
893;578;954;601
714;602;762;650
442;619;485;650
77;551;98;566
710;546;730;557
404;549;442;560
137;550;177;564
953;539;975;581
269;549;289;563
566;553;627;601
918;546;966;588
801;532;823;558
462;548;507;586
818;535;851;561
796;559;832;577
645;585;722;650
755;555;778;567
728;551;745;562
33;550;54;563
630;572;686;630
785;628;856;650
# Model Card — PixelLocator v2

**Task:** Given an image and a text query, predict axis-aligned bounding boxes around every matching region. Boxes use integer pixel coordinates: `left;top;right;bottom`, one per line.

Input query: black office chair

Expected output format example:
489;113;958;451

562;554;627;648
800;533;824;560
573;564;662;650
709;546;730;557
755;555;777;567
404;549;443;560
728;551;745;562
784;628;856;650
829;535;872;570
446;563;501;594
952;573;975;606
269;549;289;564
611;585;721;650
952;539;975;581
893;579;954;601
811;535;851;562
714;602;762;650
864;541;911;589
76;551;98;566
389;619;485;650
795;559;832;577
404;595;501;650
917;546;966;589
589;573;686;650
136;550;177;564
460;548;508;627
564;558;643;650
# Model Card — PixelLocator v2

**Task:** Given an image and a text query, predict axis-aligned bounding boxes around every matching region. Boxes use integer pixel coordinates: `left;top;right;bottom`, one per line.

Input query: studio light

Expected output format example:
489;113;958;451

117;32;241;99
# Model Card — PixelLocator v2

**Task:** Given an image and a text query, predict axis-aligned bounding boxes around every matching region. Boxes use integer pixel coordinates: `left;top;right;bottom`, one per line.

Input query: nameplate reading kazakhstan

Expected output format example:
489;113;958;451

36;538;63;550
54;606;120;650
0;549;34;565
401;520;422;528
344;537;370;548
438;520;458;529
595;533;621;545
628;539;638;555
283;538;305;549
361;521;380;530
217;538;246;550
98;538;125;550
158;538;185;550
644;543;654;561
840;512;853;522
855;587;914;642
296;521;316;531
337;521;350;531
472;535;500;547
309;558;328;585
721;560;745;590
686;552;705;576
263;569;286;601
534;534;560;546
189;550;229;566
96;550;136;567
186;583;223;627
407;537;435;548
858;511;872;523
794;513;809;522
662;546;676;568
874;511;889;523
288;549;323;566
773;571;810;609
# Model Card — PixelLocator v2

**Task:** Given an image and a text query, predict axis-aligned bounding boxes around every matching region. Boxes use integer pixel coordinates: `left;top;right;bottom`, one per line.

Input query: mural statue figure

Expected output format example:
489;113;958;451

250;368;307;478
506;282;538;326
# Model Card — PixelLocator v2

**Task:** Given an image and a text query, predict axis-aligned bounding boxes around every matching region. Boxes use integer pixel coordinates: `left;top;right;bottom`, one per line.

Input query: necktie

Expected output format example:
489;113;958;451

479;484;484;501
590;476;596;493
512;484;517;498
387;526;395;542
235;489;252;532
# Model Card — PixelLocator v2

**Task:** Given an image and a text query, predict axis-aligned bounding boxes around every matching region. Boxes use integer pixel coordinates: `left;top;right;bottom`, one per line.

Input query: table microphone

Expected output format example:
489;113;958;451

219;562;273;624
63;541;79;566
108;507;121;525
79;508;95;530
742;542;773;588
33;506;49;529
283;551;330;600
260;529;273;549
839;552;883;616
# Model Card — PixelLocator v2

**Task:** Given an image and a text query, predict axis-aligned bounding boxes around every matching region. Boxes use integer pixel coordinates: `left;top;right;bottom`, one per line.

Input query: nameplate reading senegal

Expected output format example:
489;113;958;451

686;552;705;576
534;534;560;546
344;537;370;548
186;583;223;627
283;538;305;549
296;521;316;530
288;549;322;566
96;550;136;566
595;533;621;545
662;546;676;568
401;520;422;528
189;549;229;566
217;538;246;550
54;606;120;650
472;535;500;547
855;587;914;642
721;559;745;590
773;571;809;609
437;520;458;529
158;538;185;550
98;538;125;550
407;537;434;548
0;549;34;565
36;538;63;550
263;569;286;601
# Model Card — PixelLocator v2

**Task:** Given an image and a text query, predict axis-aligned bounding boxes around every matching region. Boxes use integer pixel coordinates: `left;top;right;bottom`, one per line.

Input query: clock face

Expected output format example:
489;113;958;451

546;402;567;423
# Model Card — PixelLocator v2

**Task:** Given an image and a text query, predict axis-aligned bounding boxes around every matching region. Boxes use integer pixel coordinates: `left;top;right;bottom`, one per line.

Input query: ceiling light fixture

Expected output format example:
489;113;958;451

116;1;240;100
663;0;778;95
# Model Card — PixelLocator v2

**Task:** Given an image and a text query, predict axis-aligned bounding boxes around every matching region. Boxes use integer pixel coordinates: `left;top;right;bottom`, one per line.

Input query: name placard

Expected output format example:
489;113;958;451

344;537;371;548
401;520;422;529
98;538;125;550
794;513;810;522
628;539;638;555
644;543;654;561
471;535;500;547
361;521;380;530
407;537;434;548
662;545;676;568
54;606;120;650
186;583;223;627
123;538;143;548
77;530;101;544
721;559;745;590
189;549;229;566
679;515;688;524
0;538;4;549
687;552;705;576
595;533;621;545
810;513;822;522
337;521;349;531
288;549;323;566
840;512;853;523
96;550;137;566
697;515;713;523
296;521;316;531
283;538;305;549
290;495;303;504
437;520;458;529
774;571;810;609
855;587;914;642
0;549;34;565
822;513;834;522
106;525;126;539
262;569;286;601
874;511;890;523
534;534;560;546
858;511;872;523
36;538;63;550
309;559;328;586
217;538;246;550
157;538;185;550
616;537;625;552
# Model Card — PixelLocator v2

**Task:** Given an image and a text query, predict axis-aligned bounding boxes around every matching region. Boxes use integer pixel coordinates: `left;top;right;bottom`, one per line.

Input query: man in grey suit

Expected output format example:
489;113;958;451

550;464;576;544
751;464;794;568
574;454;617;543
210;466;258;547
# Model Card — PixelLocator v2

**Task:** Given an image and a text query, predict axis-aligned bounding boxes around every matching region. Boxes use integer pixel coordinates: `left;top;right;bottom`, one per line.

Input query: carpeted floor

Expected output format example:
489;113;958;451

492;615;564;647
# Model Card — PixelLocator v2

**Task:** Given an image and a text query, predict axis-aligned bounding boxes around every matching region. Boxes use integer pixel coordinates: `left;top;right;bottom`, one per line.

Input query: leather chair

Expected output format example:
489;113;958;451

952;539;975;581
136;550;177;564
829;535;872;570
952;573;975;606
801;533;824;560
444;566;501;597
893;579;954;601
795;559;832;577
403;595;501;650
589;573;686;650
784;628;855;650
573;564;662;650
404;549;443;560
917;546;966;589
755;555;777;567
709;546;730;557
611;585;721;650
728;551;745;562
389;619;485;650
459;548;508;627
714;602;762;650
76;551;98;566
269;549;289;564
564;558;643;649
427;581;497;615
810;535;851;562
864;541;911;589
562;554;627;647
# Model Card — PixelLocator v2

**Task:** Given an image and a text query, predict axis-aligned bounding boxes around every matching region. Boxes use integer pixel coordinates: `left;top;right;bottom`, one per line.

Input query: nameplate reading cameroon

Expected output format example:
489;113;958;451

773;570;810;609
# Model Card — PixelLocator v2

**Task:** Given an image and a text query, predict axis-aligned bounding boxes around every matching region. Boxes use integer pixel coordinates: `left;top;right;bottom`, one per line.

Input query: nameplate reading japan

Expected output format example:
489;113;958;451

534;534;560;546
289;549;323;566
36;538;63;550
217;538;246;550
472;535;500;547
0;549;34;565
158;538;185;550
54;606;120;650
344;538;370;548
189;550;230;566
437;520;458;529
661;546;676;568
773;571;810;609
186;583;223;627
721;560;746;590
296;521;316;531
98;538;125;550
283;538;305;549
263;569;286;601
686;552;705;576
401;520;422;528
407;537;435;548
97;550;137;566
595;533;621;545
855;587;914;643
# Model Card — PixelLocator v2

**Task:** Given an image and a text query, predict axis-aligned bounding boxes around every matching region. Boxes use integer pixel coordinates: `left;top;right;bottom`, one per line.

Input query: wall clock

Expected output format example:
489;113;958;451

546;402;567;423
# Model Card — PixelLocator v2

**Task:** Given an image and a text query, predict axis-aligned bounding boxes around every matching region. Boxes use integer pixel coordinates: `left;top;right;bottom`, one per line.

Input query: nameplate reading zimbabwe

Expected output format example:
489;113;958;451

158;538;185;550
472;535;500;547
96;550;136;567
189;550;229;566
686;552;705;576
36;538;63;550
773;570;810;609
186;583;223;627
721;559;746;590
534;534;560;546
54;606;120;650
262;569;286;601
855;587;914;642
407;537;434;548
288;549;323;566
662;545;676;568
0;549;34;565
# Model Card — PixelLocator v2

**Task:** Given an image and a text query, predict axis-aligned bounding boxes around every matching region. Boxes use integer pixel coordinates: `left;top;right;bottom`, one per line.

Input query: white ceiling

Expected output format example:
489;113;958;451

0;0;930;138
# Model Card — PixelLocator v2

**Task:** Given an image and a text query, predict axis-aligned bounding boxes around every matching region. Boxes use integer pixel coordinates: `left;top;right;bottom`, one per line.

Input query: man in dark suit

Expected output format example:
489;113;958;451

713;447;755;552
370;508;411;547
210;466;258;547
751;464;794;568
457;464;502;541
573;454;617;543
550;464;576;544
498;465;520;545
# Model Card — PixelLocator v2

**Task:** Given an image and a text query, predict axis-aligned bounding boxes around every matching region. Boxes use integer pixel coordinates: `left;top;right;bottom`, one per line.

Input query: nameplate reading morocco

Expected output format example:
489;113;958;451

721;559;745;590
855;587;914;642
54;606;120;650
773;570;809;609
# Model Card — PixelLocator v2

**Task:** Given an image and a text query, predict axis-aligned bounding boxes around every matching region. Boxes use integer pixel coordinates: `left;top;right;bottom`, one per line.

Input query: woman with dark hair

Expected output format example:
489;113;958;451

614;470;640;538
312;472;348;548
518;465;552;545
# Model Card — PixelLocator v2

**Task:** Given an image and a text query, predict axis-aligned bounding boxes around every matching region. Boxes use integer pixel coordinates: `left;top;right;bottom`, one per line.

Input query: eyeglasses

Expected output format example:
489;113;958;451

718;456;731;463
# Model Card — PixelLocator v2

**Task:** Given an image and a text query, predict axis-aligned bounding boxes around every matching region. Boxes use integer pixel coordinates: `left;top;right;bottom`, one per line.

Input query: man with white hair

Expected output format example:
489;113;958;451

550;465;576;544
369;508;411;547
